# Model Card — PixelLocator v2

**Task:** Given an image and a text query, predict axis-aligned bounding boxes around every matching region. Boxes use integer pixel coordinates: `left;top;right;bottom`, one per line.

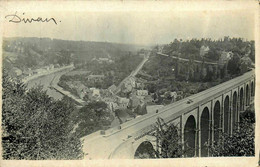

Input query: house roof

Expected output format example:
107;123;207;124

220;51;233;60
108;84;117;92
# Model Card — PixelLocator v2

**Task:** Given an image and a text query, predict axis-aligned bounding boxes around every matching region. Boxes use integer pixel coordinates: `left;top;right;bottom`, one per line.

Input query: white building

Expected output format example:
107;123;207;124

136;90;148;96
218;51;233;66
90;88;100;97
200;45;210;57
117;97;130;109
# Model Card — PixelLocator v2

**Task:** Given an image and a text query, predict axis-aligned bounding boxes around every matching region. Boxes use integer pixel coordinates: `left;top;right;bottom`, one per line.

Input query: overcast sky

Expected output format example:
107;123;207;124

3;10;255;45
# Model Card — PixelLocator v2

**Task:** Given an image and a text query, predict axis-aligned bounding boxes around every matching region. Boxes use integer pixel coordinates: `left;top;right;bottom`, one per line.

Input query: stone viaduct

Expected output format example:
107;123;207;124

81;70;255;159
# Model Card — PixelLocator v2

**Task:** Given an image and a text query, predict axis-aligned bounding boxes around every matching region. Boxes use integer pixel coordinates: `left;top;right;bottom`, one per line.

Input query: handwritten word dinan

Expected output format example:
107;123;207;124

5;12;59;25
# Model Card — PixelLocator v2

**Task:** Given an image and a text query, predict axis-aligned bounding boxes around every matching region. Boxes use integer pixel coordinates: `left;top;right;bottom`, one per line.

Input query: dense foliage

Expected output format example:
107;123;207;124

140;37;254;105
163;37;254;62
152;118;184;158
135;106;255;159
74;101;114;138
210;106;255;156
135;118;184;159
74;53;143;86
3;37;146;71
2;71;83;159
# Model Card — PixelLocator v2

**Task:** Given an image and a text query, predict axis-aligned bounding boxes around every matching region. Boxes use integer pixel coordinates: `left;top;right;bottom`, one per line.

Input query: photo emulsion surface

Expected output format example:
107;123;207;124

1;4;257;161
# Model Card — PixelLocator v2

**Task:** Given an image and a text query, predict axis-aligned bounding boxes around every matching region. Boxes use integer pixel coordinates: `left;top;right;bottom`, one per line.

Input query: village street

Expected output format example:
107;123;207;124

114;52;150;94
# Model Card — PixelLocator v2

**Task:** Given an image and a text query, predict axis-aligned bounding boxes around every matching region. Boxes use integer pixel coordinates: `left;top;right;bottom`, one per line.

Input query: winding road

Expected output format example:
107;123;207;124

115;53;150;94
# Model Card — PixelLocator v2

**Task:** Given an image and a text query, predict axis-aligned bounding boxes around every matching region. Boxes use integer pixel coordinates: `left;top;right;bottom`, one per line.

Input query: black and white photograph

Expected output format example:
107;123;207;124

0;1;259;167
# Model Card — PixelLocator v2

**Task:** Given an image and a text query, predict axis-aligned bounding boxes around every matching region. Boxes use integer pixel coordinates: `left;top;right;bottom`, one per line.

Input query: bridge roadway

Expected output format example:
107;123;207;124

81;70;254;159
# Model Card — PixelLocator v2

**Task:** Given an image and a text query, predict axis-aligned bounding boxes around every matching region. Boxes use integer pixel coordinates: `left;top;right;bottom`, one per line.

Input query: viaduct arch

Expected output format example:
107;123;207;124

232;91;238;131
200;107;210;157
224;96;230;134
213;100;221;141
82;70;255;159
134;141;155;159
184;115;196;157
240;88;244;111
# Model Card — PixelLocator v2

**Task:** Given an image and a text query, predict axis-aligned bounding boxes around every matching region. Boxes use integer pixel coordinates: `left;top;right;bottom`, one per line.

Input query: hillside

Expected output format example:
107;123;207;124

2;37;151;71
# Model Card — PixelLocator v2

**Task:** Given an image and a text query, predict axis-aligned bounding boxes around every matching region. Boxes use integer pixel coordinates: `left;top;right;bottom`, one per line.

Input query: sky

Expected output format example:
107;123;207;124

2;10;255;45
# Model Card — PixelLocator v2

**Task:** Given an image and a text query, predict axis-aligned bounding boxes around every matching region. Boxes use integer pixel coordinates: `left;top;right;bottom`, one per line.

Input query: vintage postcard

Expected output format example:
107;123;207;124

0;1;259;167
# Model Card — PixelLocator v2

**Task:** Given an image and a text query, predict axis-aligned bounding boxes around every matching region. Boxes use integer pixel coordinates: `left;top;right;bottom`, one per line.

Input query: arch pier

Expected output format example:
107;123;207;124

82;71;255;159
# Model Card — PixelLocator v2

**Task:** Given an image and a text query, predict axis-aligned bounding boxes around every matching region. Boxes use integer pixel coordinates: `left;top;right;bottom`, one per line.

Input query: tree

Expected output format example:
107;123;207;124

2;71;83;159
59;49;72;65
204;65;214;82
151;118;184;158
227;53;241;76
75;101;114;137
210;106;255;156
134;117;187;159
134;104;147;115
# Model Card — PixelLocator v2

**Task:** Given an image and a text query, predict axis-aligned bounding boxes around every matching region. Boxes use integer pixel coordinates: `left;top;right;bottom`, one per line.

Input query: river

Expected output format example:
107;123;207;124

26;70;68;100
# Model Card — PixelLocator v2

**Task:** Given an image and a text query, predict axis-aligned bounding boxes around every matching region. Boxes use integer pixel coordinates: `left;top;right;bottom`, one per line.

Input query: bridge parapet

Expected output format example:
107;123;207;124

83;69;254;140
82;70;255;159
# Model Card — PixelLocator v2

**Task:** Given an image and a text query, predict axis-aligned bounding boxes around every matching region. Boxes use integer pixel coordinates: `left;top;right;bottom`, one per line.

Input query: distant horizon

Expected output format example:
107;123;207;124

3;35;255;47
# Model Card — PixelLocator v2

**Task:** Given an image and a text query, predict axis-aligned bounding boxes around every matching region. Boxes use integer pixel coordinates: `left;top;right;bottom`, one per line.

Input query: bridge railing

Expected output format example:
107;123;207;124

83;70;255;139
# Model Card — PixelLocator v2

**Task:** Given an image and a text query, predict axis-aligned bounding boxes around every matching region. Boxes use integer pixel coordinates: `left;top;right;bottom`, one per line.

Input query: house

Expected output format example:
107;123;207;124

129;95;141;108
136;82;142;89
136;90;148;96
117;97;130;109
200;45;210;56
115;109;133;123
77;84;88;99
108;84;117;93
170;91;178;101
143;95;153;103
128;77;136;87
23;68;33;77
106;101;118;112
218;51;233;66
92;89;100;97
122;77;135;93
158;46;164;53
170;91;177;98
89;88;100;97
122;82;133;93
